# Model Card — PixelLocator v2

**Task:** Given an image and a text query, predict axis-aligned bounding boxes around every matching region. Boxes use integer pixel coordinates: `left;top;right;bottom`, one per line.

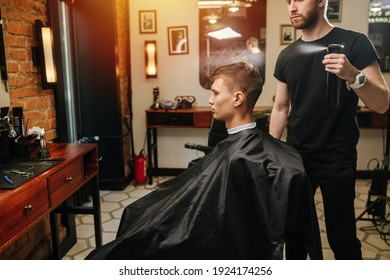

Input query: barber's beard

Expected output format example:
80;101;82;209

290;8;319;30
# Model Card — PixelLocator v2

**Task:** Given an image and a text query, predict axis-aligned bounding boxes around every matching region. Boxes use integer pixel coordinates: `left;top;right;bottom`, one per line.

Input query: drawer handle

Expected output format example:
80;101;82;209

65;177;73;182
24;204;33;215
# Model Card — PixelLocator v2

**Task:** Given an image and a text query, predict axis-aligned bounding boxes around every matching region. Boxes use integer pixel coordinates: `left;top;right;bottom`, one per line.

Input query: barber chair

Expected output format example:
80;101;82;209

253;109;271;133
185;109;271;167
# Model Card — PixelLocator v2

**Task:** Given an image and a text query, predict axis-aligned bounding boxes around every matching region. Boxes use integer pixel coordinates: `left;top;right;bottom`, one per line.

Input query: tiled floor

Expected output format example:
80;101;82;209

63;178;390;260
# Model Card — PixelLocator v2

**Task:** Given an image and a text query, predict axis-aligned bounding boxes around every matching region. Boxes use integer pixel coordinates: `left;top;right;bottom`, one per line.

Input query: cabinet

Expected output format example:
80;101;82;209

0;143;101;259
0;179;49;247
146;107;212;128
49;158;83;207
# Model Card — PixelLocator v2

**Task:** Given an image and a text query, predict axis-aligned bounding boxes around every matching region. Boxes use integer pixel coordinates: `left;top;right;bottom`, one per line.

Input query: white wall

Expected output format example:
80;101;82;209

129;0;208;168
129;0;387;171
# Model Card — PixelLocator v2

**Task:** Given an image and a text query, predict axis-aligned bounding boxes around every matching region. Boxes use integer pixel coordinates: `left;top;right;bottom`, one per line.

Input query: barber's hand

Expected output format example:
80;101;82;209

322;53;359;84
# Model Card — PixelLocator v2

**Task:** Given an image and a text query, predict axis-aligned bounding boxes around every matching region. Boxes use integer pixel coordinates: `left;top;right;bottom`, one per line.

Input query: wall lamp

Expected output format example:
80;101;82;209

145;40;157;78
32;19;57;89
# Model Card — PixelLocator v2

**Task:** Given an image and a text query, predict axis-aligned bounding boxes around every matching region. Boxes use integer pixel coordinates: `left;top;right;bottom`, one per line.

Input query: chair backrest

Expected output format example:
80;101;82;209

253;109;271;133
207;118;228;147
207;109;271;148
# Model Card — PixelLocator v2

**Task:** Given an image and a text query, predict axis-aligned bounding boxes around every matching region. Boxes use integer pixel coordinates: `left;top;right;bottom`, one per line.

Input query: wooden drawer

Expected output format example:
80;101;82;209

48;158;83;207
0;179;49;247
147;111;194;127
194;111;211;127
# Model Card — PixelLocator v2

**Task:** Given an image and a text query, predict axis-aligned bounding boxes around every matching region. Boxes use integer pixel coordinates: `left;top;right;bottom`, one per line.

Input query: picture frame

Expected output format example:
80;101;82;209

139;10;157;34
167;26;189;55
280;24;296;45
327;0;342;22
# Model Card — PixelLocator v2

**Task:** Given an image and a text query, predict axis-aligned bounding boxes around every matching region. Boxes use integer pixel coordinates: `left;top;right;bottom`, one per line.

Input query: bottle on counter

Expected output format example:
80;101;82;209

12;107;25;137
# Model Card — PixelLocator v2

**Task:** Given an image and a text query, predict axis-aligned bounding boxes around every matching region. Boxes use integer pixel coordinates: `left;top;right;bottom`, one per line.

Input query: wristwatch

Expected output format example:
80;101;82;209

346;71;366;90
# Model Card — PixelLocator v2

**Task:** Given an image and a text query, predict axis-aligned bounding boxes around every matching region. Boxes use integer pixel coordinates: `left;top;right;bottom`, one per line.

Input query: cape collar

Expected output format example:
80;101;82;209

227;122;256;134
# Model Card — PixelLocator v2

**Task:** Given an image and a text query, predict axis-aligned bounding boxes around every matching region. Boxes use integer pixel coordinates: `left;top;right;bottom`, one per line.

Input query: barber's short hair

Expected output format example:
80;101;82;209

211;62;263;109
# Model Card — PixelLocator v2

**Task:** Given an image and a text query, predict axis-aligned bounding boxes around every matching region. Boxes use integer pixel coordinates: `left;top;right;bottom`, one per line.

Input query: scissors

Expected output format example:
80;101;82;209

10;169;34;177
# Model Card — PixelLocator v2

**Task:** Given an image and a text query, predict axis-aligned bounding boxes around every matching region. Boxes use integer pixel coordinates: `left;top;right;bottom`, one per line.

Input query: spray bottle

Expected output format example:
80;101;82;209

326;44;344;107
39;128;50;158
151;87;160;109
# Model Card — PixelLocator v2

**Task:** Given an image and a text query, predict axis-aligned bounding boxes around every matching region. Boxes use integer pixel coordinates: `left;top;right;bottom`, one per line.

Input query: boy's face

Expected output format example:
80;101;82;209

209;77;236;122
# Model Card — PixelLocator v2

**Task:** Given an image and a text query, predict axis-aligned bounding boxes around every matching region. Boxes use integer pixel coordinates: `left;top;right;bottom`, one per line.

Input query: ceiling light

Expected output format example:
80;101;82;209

198;1;232;9
203;13;221;24
207;27;242;40
370;1;383;12
228;6;239;12
370;6;382;12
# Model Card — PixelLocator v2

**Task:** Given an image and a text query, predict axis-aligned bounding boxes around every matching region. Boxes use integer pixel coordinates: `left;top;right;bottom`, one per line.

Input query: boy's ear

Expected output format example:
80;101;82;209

234;91;244;107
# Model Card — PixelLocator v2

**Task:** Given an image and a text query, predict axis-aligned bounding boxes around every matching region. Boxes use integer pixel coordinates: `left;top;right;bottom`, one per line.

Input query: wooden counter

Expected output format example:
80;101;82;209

0;143;101;259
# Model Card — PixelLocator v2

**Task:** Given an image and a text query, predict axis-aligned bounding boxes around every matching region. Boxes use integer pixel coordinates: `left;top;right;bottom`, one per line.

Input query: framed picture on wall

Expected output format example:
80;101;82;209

139;10;157;34
167;26;189;55
327;0;342;22
280;24;296;45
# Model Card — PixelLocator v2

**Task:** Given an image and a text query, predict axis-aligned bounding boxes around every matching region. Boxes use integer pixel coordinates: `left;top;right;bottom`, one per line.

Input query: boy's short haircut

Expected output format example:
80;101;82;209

211;62;263;109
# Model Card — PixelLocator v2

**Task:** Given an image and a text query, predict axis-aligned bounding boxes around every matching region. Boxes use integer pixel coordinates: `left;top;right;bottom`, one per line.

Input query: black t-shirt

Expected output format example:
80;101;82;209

274;27;379;169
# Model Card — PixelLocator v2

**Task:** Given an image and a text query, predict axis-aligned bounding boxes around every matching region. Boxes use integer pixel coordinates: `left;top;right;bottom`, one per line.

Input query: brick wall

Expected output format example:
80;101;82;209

0;0;132;259
116;0;132;176
0;0;56;259
1;0;57;140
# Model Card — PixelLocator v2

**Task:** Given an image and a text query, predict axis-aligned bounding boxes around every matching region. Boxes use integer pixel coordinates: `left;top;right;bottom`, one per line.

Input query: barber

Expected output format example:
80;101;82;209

270;0;389;259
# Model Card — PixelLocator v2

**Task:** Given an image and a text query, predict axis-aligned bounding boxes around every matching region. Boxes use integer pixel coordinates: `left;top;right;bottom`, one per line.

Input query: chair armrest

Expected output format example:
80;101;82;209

185;143;213;154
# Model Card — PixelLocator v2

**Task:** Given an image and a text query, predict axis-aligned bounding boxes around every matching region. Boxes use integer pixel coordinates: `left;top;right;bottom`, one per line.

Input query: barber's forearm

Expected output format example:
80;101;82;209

269;110;288;139
269;126;284;139
344;62;390;114
356;81;389;114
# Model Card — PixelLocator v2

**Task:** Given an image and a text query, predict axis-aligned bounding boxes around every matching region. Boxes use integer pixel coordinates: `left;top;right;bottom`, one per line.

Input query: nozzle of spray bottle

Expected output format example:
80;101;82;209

327;44;344;54
326;44;344;107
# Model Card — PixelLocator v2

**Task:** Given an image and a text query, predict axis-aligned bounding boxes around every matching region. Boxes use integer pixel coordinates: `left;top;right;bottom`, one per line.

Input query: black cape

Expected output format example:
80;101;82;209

86;128;322;260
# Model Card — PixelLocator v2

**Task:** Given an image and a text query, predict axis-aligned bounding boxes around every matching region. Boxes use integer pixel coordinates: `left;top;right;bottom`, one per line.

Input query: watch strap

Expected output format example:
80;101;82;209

346;71;366;90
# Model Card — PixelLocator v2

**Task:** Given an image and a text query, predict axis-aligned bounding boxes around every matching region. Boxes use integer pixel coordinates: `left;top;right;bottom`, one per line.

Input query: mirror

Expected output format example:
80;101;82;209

199;0;266;89
0;6;10;107
368;0;390;72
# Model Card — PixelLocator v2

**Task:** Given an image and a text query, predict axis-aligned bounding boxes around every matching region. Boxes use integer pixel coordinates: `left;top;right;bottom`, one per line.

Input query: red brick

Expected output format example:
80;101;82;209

15;0;34;11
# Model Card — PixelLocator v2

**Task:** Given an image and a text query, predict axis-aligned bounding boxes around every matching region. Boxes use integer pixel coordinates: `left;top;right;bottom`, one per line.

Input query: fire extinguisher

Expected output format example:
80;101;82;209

134;149;147;184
